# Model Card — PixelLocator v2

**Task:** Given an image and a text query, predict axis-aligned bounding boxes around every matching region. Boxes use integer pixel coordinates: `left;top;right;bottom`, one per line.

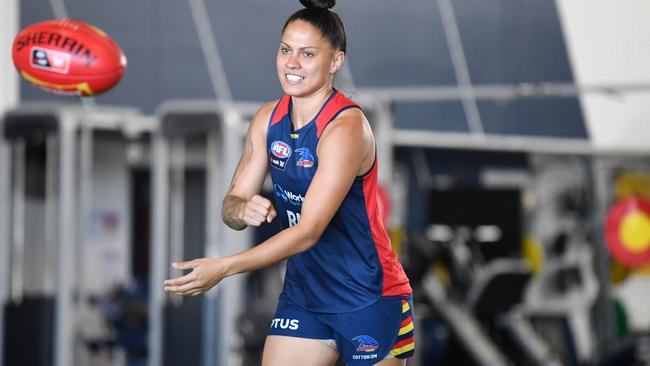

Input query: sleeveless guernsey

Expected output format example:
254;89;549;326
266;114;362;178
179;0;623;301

266;90;412;313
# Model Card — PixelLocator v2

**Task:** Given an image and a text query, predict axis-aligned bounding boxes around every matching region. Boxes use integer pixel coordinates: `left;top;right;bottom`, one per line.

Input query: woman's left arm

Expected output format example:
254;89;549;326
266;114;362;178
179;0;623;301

164;110;374;296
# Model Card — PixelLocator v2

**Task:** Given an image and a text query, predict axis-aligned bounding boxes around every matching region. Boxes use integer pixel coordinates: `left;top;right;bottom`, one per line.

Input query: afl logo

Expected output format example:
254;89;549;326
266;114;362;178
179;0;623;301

271;141;292;159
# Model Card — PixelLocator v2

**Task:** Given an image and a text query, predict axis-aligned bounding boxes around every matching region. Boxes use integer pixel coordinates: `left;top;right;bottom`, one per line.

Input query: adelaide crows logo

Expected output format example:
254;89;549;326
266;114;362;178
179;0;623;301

353;335;379;352
295;148;314;168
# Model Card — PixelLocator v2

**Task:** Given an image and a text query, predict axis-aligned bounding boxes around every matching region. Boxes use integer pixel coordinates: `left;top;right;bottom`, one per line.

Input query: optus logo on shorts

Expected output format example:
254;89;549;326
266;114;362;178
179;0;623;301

270;141;292;171
270;318;299;331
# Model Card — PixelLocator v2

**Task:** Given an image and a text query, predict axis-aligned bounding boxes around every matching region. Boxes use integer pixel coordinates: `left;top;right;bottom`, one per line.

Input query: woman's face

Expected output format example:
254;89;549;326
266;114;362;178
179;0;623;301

277;20;344;97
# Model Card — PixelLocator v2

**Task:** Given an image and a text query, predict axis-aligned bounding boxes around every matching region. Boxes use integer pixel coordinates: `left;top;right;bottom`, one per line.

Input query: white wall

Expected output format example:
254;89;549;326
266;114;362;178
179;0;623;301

556;0;650;151
0;0;19;115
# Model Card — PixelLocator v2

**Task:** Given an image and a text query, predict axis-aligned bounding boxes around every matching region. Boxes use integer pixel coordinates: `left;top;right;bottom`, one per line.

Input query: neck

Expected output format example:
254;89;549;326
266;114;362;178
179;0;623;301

290;85;334;129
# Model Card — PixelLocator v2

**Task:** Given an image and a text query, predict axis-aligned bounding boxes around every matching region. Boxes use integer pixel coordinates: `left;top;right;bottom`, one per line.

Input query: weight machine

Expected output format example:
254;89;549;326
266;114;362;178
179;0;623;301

148;100;255;366
0;104;151;366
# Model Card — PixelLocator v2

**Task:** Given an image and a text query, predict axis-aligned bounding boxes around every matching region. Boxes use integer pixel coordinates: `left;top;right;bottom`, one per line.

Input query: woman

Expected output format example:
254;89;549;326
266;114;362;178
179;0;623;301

164;1;414;364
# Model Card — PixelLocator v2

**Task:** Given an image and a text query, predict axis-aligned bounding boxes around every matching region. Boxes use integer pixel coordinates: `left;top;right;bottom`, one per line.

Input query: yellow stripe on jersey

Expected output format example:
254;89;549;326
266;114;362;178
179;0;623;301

390;342;415;356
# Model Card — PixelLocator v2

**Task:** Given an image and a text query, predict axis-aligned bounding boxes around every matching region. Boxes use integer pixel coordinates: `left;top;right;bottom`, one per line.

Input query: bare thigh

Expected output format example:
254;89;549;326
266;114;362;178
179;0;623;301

262;335;339;366
374;358;407;366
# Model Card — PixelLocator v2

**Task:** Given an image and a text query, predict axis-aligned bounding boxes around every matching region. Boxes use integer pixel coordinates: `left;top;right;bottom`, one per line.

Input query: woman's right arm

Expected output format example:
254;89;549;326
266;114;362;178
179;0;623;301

222;101;277;230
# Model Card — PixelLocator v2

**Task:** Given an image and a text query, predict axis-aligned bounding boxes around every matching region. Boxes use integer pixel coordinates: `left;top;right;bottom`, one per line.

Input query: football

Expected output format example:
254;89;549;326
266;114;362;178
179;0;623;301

12;19;126;96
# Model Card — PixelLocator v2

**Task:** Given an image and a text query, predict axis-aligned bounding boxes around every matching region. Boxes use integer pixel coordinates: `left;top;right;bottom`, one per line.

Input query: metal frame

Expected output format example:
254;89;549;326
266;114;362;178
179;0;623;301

203;127;220;366
10;140;25;304
354;83;650;158
75;105;94;313
149;128;169;366
54;110;76;366
436;0;483;135
0;106;77;366
588;158;625;360
188;0;232;102
358;82;650;102
422;273;510;366
44;134;57;296
1;104;149;366
0;115;10;366
216;105;249;366
390;129;650;157
169;138;187;309
355;96;394;186
48;0;68;19
149;100;251;366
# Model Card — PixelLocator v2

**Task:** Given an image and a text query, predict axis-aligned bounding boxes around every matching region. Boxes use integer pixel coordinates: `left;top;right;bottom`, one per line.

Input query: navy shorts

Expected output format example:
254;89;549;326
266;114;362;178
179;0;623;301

268;296;415;365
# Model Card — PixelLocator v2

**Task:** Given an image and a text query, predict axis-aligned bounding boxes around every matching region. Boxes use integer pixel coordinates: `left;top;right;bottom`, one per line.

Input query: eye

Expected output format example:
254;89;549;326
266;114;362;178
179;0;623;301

280;47;290;54
304;51;314;57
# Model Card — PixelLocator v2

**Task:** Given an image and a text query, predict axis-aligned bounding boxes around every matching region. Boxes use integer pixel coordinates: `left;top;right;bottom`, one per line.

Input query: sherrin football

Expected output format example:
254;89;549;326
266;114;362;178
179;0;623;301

12;19;126;96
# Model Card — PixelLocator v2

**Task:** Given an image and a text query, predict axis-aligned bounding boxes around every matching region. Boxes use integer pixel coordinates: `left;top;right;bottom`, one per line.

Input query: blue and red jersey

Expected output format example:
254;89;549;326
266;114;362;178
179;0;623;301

266;90;412;313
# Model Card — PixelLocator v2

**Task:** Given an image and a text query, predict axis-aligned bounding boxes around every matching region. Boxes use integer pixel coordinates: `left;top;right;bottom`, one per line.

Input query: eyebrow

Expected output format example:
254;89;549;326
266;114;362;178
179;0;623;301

280;41;319;51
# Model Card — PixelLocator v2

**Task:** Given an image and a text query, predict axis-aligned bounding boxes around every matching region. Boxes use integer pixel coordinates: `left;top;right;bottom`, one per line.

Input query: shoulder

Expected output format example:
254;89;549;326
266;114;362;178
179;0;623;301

320;107;370;142
316;107;375;174
318;107;373;161
247;99;280;136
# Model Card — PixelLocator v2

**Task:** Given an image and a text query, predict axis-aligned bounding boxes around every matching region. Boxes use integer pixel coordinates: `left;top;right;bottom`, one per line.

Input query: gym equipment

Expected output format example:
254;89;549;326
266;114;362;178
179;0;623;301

409;237;559;366
609;262;631;285
149;100;253;366
405;185;569;366
0;104;149;366
605;196;650;268
524;238;599;365
522;235;544;275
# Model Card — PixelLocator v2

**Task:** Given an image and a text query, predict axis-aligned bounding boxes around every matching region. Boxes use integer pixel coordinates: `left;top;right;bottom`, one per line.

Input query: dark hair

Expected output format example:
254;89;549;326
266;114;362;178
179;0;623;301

282;0;347;52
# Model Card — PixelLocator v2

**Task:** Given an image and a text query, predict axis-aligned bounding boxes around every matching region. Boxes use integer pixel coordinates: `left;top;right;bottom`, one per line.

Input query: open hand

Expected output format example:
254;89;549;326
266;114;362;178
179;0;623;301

163;257;227;296
240;194;277;226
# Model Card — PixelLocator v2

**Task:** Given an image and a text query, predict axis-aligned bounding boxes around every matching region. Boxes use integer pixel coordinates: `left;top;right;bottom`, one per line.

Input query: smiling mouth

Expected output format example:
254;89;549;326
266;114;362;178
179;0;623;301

285;74;304;82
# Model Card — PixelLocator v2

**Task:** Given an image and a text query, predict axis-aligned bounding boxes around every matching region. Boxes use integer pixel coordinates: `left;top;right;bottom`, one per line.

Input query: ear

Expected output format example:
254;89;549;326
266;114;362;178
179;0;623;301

330;51;345;74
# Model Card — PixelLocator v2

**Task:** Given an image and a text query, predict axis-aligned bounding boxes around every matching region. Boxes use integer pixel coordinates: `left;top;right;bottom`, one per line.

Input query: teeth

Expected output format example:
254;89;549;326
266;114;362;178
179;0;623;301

286;74;304;81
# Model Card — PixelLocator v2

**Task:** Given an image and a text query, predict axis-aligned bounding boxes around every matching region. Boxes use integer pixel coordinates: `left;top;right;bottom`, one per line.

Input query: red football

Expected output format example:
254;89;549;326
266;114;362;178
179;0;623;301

12;19;126;97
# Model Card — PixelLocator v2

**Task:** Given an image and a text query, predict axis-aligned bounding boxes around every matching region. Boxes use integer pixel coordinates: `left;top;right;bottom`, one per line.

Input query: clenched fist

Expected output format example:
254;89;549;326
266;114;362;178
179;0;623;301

239;194;277;226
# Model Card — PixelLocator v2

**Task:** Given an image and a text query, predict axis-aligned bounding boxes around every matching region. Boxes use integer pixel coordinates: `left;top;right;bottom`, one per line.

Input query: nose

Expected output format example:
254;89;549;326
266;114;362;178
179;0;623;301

286;53;300;70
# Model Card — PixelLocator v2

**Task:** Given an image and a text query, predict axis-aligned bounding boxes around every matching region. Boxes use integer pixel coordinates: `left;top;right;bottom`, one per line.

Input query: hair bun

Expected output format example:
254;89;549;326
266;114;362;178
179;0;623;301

299;0;335;10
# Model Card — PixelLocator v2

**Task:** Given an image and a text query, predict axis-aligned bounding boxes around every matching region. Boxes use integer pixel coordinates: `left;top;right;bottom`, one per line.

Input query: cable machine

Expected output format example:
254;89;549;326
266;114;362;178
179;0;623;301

0;104;149;366
148;100;254;366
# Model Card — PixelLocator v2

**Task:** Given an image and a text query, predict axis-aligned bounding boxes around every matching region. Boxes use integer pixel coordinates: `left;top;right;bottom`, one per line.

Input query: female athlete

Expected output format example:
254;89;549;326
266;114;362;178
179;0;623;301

164;1;414;364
